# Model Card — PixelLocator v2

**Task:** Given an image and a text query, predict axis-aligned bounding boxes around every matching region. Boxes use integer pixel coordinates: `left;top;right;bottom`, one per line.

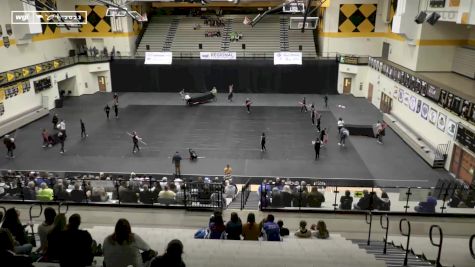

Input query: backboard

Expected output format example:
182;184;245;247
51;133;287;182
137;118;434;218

289;16;318;30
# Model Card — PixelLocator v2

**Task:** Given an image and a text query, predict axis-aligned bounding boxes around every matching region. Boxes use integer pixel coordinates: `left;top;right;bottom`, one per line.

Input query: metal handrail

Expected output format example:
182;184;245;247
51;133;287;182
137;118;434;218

470;234;475;259
380;214;389;254
332;186;339;210
29;203;43;240
58;202;69;214
399;218;411;266
365;211;373;245
404;188;412;213
240;179;251;210
429;225;443;267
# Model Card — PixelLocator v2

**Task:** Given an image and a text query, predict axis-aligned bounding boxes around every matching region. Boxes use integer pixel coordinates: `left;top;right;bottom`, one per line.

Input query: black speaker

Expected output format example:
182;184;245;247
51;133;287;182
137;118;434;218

146;45;150;50
242;43;246;49
426;12;441;25
299;45;302;51
414;11;427;24
199;43;202;49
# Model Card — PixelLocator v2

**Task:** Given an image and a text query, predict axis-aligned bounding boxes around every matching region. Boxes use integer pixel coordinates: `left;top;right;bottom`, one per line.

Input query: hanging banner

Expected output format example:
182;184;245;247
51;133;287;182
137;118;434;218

274;52;302;65
144;52;173;65
200;52;236;60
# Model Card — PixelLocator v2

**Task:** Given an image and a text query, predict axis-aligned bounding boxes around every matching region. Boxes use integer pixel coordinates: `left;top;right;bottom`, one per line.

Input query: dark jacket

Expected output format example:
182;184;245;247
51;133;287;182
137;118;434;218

339;196;353;210
22;187;36;200
307;191;325;207
59;228;93;267
271;192;283;207
281;191;292;207
225;221;242;240
0;250;33;267
70;189;85;203
140;190;157;204
151;255;186;267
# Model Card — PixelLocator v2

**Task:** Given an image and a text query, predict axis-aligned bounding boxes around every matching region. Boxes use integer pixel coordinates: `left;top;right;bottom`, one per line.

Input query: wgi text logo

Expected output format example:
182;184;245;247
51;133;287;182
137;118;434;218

11;11;87;25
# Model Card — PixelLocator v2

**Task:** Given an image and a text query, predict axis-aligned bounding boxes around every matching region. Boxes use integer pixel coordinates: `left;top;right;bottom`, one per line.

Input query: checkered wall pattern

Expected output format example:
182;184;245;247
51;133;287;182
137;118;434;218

338;4;377;33
75;5;111;33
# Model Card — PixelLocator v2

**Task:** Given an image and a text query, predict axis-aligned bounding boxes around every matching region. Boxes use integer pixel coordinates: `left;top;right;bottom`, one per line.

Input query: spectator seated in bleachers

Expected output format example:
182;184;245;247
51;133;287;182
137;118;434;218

208;212;225;239
120;184;139;203
37;207;56;255
281;185;292;207
205;31;221;37
22;181;36;201
1;208;33;255
58;214;94;267
229;32;243;42
90;186;109;202
0;229;33;267
150;239;185;267
224;180;237;198
139;184;156;204
414;191;437;213
37;182;54;201
104;218;156;267
262;214;281;241
311;220;330;239
295;220;312;238
54;183;70;201
307;186;325;208
70;182;85;203
225;212;242;240
353;190;370;210
271;187;283;207
45;213;67;262
277;220;289;237
292;181;308;207
379;191;391;211
339;190;353;210
242;213;261;241
159;185;176;200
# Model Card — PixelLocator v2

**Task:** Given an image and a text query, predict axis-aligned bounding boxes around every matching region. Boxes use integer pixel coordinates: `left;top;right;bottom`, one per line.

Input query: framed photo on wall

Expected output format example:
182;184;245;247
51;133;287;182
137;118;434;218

429;108;438;125
403;91;410;106
421;102;429;120
439;90;447;107
437;113;447;131
409;96;417;111
446;119;457;137
398;89;404;103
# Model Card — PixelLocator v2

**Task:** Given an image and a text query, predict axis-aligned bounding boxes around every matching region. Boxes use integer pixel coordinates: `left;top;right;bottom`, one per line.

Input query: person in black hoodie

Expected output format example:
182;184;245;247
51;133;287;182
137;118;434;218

58;214;93;267
151;239;186;267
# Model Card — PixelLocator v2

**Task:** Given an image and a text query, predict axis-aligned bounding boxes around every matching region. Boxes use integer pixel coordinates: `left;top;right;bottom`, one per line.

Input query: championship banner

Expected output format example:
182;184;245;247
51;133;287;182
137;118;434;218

274;52;302;65
144;52;173;65
200;52;236;60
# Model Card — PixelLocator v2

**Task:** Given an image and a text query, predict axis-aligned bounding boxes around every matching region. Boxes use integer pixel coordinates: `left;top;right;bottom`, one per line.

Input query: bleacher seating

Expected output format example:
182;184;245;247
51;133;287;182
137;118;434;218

135;15;318;58
0;106;49;137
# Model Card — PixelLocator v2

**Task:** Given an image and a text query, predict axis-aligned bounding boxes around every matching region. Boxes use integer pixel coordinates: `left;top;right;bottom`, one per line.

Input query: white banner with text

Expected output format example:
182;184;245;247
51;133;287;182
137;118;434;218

144;52;173;65
274;52;302;65
200;52;236;60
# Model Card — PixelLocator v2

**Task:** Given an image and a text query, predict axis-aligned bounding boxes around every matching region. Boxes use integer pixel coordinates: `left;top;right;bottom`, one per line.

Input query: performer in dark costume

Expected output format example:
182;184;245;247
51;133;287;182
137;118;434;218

52;114;59;129
189;148;198;160
113;103;119;119
324;95;328;108
301;97;307;112
104;104;111;119
132;131;140;153
260;132;267;152
311;109;316;125
314;138;321;160
228;84;234;102
80;119;87;138
3;135;15;158
245;98;252;114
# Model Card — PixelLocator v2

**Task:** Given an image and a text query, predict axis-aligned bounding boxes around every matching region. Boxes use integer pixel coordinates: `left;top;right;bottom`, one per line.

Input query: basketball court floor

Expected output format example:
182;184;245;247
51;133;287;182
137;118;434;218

0;92;451;188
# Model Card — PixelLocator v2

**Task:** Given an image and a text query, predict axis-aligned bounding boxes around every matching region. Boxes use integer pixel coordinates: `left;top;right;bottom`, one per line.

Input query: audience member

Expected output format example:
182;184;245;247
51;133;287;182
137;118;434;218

241;213;260;241
140;184;157;204
70;183;85;202
90;187;109;202
307;186;325;208
54;183;69;201
58;214;93;267
271;187;283;207
292;182;308;207
104;218;155;267
379;191;391;211
46;213;67;262
262;215;281;241
22;182;36;200
353;190;371;210
277;220;289;237
225;212;242;240
159;185;176;199
0;229;33;267
37;182;54;201
1;208;33;254
339;190;353;210
281;185;292;207
414;191;437;213
37;207;56;254
208;212;225;239
120;185;138;203
311;220;329;239
224;180;237;198
294;220;312;238
150;239;185;267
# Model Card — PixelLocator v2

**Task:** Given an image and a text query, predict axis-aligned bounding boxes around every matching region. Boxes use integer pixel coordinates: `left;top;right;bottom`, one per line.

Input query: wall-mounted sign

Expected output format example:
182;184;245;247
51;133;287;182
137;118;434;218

274;52;302;65
456;124;475;153
200;52;236;60
144;52;173;65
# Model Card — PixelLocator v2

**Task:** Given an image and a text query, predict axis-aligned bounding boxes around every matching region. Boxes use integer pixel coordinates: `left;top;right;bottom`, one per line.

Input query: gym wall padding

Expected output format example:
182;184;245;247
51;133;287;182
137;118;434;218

110;59;339;94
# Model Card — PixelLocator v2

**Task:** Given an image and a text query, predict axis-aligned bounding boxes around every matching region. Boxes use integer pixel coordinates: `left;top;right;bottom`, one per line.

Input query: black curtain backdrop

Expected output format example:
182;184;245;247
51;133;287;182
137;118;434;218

110;58;338;94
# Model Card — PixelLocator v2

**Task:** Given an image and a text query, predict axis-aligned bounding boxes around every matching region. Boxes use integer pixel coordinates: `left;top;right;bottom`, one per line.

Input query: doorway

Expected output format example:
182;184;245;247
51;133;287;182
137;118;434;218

380;92;392;113
343;78;352;94
450;144;475;185
98;76;106;92
368;83;374;102
382;42;390;59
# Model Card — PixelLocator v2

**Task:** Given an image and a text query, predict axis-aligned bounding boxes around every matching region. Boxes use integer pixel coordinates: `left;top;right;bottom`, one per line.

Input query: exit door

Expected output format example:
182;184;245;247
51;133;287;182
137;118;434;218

343;78;352;94
98;76;106;92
